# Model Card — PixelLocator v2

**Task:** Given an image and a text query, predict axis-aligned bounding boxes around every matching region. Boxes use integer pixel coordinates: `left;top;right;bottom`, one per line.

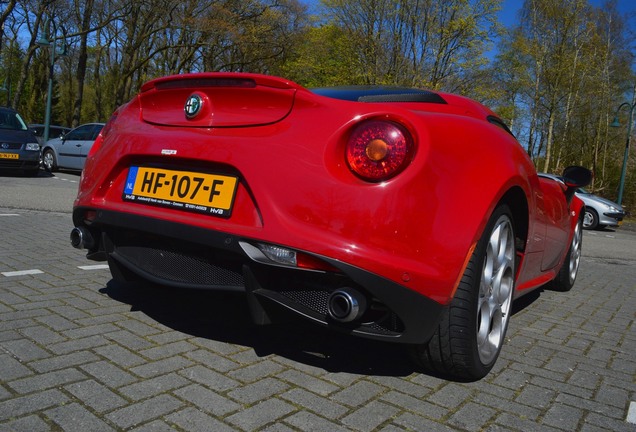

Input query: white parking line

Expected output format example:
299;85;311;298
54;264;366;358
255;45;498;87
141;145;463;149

78;264;110;270
0;214;20;217
2;269;44;277
628;401;636;424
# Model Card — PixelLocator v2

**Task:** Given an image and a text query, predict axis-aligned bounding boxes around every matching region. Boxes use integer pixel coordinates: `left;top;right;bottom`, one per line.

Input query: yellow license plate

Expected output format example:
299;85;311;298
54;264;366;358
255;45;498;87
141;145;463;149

0;152;19;159
123;166;238;217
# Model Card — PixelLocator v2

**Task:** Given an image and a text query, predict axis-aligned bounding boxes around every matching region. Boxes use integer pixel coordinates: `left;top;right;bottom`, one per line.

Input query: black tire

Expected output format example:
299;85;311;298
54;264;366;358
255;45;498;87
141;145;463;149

582;207;598;230
551;218;582;292
410;205;516;381
42;149;58;172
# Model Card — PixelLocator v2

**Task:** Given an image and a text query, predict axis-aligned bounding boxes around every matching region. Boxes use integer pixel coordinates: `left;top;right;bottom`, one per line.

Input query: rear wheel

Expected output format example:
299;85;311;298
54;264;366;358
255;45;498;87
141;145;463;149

551;218;582;292
411;205;516;381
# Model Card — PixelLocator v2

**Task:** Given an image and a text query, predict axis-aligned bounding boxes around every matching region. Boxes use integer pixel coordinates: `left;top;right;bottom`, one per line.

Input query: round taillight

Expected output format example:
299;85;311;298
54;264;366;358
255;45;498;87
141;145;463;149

346;120;414;181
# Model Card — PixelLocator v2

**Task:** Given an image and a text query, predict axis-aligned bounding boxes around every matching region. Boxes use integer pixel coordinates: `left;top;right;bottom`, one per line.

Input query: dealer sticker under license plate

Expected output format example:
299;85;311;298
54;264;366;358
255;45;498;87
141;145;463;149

0;153;19;159
123;166;238;217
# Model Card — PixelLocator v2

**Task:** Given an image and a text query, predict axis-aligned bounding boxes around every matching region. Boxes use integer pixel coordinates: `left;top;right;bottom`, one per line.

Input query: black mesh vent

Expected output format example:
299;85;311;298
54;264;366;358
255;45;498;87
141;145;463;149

279;289;330;315
115;245;244;288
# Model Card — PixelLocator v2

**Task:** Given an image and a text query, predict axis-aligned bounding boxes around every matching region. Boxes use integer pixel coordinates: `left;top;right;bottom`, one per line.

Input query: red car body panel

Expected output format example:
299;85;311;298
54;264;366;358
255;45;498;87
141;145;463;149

73;72;585;344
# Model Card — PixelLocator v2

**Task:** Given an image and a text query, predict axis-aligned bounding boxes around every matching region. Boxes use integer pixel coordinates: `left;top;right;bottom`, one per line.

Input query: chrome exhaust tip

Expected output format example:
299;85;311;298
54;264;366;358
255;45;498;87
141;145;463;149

70;227;94;250
327;287;367;323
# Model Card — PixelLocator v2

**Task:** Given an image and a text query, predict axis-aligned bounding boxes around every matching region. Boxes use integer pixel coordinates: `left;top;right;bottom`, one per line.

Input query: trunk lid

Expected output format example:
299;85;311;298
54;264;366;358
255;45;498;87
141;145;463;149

139;73;299;128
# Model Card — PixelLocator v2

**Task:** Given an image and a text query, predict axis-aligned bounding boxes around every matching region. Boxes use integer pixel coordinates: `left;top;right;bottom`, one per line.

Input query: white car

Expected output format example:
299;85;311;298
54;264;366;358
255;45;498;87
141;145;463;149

539;173;626;229
41;123;104;171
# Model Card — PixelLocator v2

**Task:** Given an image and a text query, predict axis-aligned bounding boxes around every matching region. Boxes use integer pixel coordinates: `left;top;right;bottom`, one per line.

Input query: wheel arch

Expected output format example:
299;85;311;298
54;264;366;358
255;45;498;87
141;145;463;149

497;186;529;253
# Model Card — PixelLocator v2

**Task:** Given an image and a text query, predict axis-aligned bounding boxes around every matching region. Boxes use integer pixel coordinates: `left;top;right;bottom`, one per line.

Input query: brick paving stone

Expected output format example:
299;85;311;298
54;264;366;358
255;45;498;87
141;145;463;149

514;383;557;410
542;402;585;430
367;375;430;398
105;329;156;351
80;360;139;387
280;388;348;419
147;330;190;345
116;318;162;337
1;338;50;361
139;340;197;360
555;392;625;419
277;369;339;396
173;383;241;416
380;390;448;420
0;414;50;432
0;353;33;380
426;383;473;409
48;334;110;355
331;380;385;407
94;344;147;368
35;313;77;331
583;412;636;432
183;349;241;372
0;330;20;342
494;412;562;432
0;389;68;421
129;419;176;432
130;356;194;379
393;412;457;431
227;377;289;404
64;380;128;413
164;407;236;432
226;398;296;430
9;368;86;394
470;392;541;421
229;359;286;383
447;401;497;432
119;372;190;401
283;410;351;432
105;394;184;429
178;365;241;391
62;322;120;339
45;402;116;431
341;399;400;431
29;350;99;373
19;324;66;345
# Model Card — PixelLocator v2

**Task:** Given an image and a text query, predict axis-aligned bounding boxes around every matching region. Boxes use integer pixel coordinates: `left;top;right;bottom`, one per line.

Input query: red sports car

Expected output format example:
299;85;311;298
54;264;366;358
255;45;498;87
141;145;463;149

71;72;591;380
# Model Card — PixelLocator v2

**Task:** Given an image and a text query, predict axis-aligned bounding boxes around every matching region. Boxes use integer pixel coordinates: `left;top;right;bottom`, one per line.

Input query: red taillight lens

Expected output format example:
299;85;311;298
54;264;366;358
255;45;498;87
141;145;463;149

346;120;414;181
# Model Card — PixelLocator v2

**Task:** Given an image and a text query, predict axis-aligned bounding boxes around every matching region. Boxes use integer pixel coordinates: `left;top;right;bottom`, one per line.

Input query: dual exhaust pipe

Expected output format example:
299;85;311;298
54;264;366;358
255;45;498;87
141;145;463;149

327;287;367;323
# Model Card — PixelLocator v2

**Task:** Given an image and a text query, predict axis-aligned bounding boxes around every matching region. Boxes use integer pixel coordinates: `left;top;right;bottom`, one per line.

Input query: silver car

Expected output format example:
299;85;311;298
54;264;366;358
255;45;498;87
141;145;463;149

41;123;104;171
539;173;626;229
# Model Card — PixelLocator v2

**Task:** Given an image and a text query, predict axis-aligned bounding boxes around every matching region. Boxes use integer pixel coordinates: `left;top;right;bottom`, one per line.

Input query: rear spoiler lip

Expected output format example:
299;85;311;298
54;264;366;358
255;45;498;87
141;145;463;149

140;72;302;92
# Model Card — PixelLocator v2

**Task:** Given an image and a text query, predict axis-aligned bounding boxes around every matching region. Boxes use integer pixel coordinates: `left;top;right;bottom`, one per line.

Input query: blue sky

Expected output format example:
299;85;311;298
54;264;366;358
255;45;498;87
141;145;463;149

302;0;636;28
498;0;636;28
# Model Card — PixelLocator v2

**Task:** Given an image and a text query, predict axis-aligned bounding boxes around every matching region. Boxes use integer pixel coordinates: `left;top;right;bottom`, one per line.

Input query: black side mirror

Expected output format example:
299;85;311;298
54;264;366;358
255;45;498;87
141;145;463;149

562;166;593;204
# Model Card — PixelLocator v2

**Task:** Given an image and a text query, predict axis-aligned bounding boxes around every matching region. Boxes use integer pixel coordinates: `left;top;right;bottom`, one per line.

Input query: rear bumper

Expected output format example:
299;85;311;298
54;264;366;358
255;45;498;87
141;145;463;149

73;207;444;344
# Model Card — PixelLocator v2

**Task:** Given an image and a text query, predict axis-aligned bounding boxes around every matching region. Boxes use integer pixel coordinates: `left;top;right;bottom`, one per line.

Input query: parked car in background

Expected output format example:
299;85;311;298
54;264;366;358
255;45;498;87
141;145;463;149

41;123;104;171
29;124;71;145
538;173;626;229
575;187;626;229
0;107;41;176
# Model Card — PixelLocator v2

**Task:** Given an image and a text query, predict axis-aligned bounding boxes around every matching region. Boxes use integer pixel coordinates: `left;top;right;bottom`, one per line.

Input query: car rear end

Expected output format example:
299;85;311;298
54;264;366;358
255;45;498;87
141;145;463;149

72;73;522;345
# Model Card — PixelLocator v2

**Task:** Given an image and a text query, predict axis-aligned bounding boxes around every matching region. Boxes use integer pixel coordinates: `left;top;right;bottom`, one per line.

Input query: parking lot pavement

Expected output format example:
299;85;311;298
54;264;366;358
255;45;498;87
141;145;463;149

1;208;635;431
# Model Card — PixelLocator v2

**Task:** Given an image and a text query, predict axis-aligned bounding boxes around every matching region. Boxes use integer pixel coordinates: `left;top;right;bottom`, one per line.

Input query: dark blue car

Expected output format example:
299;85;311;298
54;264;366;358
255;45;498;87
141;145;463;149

0;107;41;176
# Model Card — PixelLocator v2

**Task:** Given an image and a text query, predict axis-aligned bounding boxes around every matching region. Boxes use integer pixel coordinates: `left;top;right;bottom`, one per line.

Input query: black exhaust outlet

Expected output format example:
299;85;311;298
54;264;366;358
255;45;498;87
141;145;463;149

327;287;368;323
70;227;95;250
